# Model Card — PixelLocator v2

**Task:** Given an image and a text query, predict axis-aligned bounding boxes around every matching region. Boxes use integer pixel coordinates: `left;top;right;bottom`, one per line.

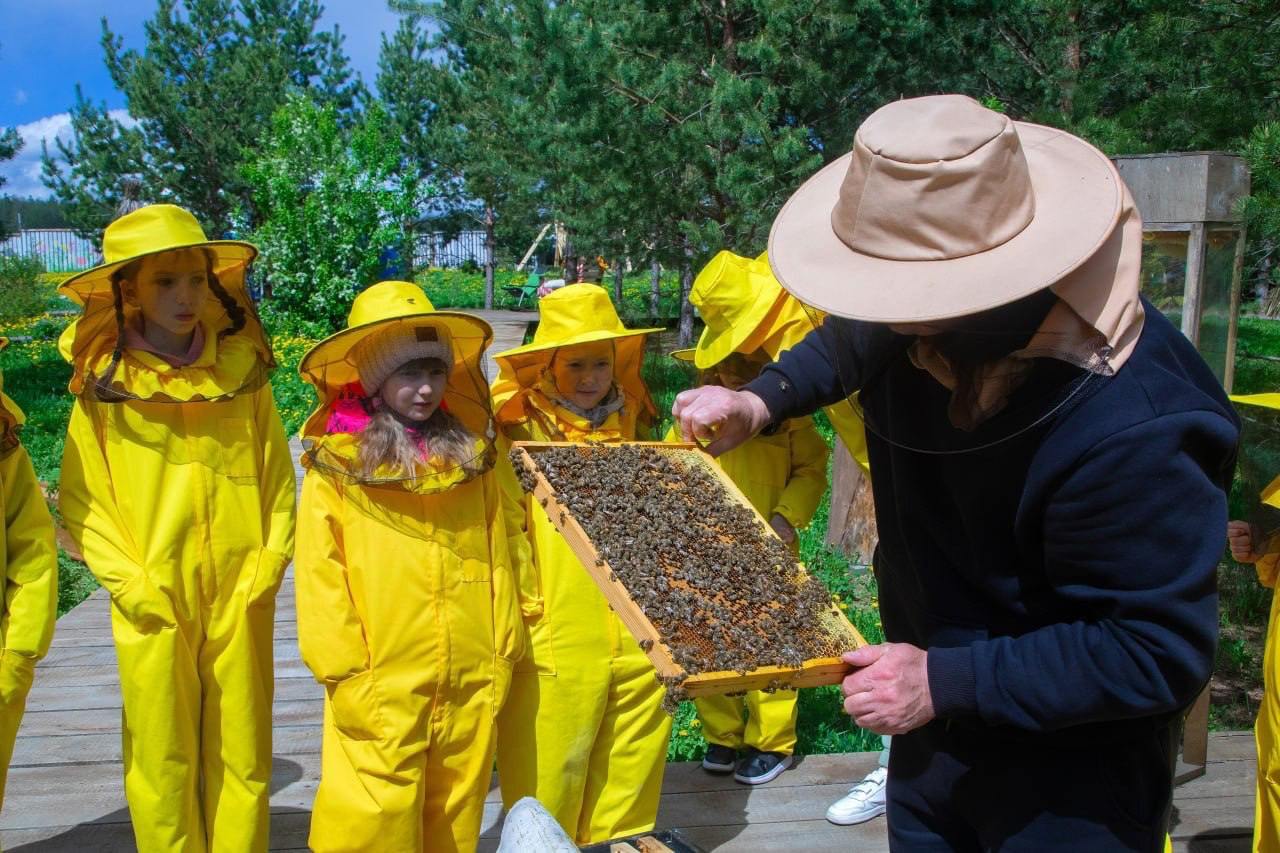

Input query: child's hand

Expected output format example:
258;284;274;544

1228;520;1259;563
769;513;796;545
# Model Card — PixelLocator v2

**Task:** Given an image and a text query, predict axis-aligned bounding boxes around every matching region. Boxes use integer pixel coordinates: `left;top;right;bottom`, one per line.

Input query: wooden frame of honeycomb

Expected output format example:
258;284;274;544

511;440;867;697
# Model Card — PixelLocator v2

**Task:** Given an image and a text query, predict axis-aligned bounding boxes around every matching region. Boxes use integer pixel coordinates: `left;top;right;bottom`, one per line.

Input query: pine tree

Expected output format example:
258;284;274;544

41;0;364;238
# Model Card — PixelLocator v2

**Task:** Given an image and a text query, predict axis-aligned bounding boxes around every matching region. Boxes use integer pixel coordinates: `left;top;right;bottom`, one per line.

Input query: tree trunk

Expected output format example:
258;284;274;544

650;258;662;320
613;259;625;305
678;248;695;346
402;221;416;280
483;205;495;310
1060;5;1081;116
825;438;878;566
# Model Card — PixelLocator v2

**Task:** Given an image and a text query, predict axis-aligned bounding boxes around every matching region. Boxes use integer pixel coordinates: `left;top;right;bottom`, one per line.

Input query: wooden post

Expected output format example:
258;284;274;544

1181;221;1206;346
1223;226;1247;393
825;438;878;566
1175;685;1211;785
678;246;695;347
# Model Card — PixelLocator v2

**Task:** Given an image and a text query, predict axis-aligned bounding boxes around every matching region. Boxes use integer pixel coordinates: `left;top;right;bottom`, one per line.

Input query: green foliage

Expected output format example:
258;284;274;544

0;334;74;486
42;0;363;238
413;268;683;322
57;550;100;617
0;196;70;233
665;700;706;762
1243;122;1280;309
267;331;320;436
1233;317;1280;396
245;95;418;332
0;256;51;324
0;127;21;240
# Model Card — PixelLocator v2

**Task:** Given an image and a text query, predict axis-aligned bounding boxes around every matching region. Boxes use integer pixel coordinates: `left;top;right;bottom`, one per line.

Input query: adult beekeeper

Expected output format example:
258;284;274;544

672;94;1239;850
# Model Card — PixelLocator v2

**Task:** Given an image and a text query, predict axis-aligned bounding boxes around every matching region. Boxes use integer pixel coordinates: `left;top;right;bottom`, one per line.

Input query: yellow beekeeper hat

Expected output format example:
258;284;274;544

491;283;661;417
57;204;273;392
58;204;256;305
1232;393;1280;510
687;249;826;369
299;281;494;438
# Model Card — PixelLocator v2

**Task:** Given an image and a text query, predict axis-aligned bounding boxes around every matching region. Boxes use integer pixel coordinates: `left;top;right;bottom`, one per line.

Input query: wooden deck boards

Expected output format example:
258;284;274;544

472;311;536;383
0;316;1258;849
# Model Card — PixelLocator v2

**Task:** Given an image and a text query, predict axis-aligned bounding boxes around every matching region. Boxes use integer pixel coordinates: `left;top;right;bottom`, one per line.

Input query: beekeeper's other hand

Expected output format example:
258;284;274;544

1229;520;1260;563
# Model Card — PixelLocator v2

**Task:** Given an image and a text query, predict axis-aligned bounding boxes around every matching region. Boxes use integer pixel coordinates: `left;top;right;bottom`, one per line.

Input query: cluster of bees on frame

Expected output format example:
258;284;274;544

511;444;855;712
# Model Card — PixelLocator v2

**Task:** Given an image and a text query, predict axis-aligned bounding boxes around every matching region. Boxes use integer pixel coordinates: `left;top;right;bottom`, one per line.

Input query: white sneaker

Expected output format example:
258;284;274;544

825;766;887;825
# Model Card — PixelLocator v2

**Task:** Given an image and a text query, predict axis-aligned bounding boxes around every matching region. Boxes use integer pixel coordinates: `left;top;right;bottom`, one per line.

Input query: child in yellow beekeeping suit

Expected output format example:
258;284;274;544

1227;393;1280;853
491;283;673;845
665;251;829;785
56;205;296;852
294;281;530;852
0;339;58;822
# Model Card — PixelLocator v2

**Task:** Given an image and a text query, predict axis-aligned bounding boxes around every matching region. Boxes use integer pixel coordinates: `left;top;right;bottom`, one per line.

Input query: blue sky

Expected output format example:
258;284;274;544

0;0;404;198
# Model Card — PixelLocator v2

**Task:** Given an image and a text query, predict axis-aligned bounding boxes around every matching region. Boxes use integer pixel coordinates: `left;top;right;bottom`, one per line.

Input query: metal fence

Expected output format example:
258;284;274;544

412;230;490;269
0;227;494;273
0;229;101;272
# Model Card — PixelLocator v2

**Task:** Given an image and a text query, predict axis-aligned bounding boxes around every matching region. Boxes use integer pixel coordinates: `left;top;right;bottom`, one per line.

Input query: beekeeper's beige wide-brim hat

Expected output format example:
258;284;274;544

768;94;1125;323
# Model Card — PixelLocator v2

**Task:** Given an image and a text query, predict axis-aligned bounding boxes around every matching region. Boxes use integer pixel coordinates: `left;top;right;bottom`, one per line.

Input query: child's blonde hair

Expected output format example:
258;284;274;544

356;357;484;481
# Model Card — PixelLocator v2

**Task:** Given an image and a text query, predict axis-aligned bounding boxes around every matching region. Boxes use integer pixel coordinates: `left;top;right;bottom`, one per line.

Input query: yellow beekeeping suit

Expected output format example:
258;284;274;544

56;205;294;853
296;462;526;852
294;281;529;853
492;284;671;845
59;350;294;852
0;362;57;821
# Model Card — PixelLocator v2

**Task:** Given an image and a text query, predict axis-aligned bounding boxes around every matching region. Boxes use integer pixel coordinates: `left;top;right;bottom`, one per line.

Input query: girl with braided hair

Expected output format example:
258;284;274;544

57;204;295;852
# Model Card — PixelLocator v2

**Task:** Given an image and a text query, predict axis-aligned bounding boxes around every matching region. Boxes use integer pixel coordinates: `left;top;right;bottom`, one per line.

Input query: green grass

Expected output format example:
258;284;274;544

1234;315;1280;395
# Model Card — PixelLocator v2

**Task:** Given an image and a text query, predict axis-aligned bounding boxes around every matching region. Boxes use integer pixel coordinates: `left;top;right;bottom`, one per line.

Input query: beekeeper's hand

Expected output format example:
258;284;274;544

769;514;796;545
1229;520;1260;563
671;385;770;457
840;643;935;735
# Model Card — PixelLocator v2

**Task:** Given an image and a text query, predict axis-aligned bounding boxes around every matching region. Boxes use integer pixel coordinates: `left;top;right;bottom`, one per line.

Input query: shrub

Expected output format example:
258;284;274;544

0;255;50;324
245;95;418;332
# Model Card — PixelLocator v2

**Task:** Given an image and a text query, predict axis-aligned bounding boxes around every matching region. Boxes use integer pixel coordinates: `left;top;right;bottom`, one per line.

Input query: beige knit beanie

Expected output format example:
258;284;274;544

354;324;454;395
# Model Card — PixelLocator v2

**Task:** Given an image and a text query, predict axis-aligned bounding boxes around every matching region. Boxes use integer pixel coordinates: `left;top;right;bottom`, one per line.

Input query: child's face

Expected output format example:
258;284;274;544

552;340;614;409
126;249;210;339
379;358;448;422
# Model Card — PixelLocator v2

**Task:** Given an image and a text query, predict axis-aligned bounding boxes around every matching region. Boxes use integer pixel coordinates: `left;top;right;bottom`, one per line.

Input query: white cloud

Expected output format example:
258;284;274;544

13;90;27;106
0;109;135;199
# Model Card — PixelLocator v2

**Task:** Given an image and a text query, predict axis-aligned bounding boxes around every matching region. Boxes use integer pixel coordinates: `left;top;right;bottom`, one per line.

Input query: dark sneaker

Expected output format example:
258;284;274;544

701;744;737;774
734;749;793;785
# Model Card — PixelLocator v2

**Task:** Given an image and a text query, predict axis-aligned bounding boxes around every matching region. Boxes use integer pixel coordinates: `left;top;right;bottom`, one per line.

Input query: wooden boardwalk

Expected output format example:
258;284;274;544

0;308;1259;850
2;585;1259;853
470;310;537;382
